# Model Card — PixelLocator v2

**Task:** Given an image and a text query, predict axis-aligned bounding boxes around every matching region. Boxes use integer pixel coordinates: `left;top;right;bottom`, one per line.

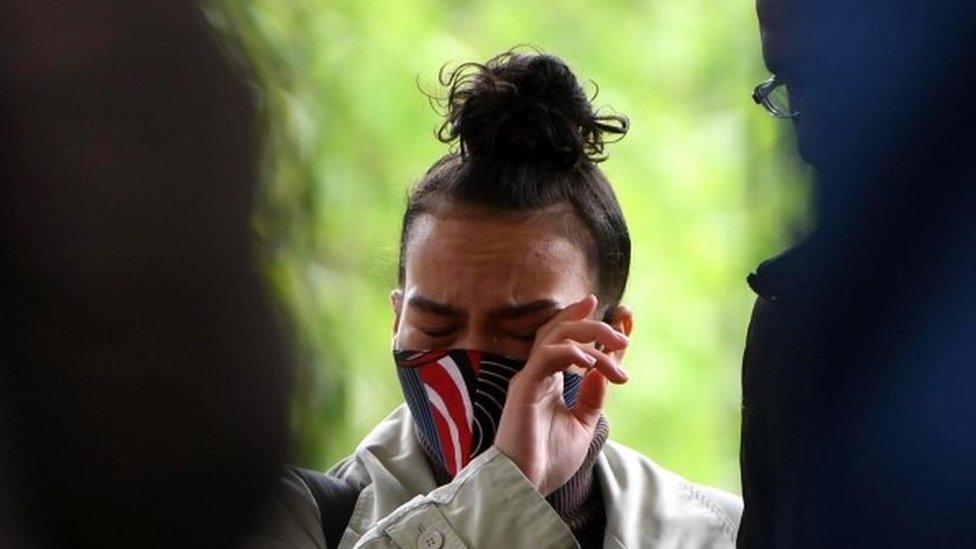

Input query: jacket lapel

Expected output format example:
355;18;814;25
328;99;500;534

344;406;440;536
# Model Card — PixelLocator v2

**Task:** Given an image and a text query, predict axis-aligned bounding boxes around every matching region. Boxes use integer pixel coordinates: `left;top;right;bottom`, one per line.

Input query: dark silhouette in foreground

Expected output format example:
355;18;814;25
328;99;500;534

739;1;976;546
1;2;290;546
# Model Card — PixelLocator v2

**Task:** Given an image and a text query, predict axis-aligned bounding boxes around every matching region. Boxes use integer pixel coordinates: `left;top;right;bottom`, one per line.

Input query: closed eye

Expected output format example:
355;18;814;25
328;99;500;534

421;327;457;338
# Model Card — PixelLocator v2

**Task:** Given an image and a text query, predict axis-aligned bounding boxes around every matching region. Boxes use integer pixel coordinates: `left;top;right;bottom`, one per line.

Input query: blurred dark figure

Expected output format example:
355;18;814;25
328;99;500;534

740;0;976;547
1;1;289;546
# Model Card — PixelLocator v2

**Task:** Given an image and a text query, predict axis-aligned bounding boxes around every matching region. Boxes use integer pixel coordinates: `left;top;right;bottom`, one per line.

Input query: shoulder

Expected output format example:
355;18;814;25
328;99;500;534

240;468;325;548
600;441;742;547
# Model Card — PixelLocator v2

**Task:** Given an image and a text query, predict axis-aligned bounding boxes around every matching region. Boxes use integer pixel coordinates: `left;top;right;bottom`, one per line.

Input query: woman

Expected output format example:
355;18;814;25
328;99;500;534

249;50;741;549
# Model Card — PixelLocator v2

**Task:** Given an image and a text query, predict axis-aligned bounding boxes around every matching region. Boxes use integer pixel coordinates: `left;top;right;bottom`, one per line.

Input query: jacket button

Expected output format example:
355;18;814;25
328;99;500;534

417;530;443;549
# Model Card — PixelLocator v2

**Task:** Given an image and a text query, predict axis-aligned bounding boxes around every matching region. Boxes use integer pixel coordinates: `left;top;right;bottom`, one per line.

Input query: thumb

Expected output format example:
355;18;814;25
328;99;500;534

572;368;607;430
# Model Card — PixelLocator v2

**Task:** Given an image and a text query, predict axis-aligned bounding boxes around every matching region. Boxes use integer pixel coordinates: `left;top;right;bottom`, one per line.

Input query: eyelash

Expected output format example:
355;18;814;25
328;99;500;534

419;329;536;342
421;328;456;338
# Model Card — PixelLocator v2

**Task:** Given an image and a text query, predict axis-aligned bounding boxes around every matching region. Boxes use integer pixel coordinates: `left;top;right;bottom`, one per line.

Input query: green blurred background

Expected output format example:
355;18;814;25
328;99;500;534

208;0;809;493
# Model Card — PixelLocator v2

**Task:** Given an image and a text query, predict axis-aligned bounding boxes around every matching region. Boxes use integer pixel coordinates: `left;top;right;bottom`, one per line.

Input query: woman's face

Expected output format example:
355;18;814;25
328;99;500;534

392;203;597;359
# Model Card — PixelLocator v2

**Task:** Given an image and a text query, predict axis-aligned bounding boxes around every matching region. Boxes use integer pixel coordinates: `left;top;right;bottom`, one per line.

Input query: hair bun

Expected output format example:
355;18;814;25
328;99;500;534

435;50;628;168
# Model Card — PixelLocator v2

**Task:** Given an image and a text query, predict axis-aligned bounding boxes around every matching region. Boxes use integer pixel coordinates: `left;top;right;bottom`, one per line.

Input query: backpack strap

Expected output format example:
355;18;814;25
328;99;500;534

289;467;361;549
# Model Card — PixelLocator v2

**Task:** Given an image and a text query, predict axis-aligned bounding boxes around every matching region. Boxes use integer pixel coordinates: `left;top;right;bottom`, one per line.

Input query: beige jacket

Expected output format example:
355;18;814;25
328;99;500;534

244;405;741;548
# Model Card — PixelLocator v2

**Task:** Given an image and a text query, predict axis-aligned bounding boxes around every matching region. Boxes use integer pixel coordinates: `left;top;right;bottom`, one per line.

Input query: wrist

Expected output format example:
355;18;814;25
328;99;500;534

491;443;545;494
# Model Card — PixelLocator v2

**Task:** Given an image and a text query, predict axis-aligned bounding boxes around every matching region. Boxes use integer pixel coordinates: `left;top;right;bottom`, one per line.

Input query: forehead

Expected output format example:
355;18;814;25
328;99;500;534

403;204;592;307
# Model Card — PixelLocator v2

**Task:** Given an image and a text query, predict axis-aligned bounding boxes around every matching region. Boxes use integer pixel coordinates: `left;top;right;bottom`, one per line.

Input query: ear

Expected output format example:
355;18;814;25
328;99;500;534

608;304;634;362
390;289;404;336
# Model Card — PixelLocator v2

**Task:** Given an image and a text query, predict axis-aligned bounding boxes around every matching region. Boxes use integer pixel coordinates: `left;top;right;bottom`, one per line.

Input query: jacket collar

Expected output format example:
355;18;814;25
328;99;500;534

351;405;440;504
748;233;821;302
594;449;631;549
350;405;629;547
348;406;739;548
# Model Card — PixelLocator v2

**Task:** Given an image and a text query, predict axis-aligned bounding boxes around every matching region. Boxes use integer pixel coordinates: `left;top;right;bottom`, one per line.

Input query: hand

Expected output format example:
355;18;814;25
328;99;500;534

493;295;629;496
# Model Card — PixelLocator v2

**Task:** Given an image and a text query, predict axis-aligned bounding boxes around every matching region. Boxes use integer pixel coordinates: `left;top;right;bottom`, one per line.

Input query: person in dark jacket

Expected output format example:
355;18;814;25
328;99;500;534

739;1;976;547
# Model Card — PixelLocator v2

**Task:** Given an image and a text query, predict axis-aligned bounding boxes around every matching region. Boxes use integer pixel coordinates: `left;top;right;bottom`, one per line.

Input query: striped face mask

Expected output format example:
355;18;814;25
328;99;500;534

394;349;583;478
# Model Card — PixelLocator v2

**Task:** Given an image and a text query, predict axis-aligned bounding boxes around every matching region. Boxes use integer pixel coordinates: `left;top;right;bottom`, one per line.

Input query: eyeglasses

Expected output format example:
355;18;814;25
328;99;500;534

752;74;800;119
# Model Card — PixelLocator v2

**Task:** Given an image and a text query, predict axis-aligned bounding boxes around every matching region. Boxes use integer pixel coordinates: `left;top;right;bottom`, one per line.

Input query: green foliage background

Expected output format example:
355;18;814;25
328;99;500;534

209;0;809;493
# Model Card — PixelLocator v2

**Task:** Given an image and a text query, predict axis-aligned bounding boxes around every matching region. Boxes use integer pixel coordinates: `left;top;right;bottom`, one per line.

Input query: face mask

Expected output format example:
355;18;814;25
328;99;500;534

394;348;583;478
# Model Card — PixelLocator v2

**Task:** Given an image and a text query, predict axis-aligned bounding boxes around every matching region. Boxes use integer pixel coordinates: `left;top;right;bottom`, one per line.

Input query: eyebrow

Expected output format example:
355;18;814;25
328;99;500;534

408;295;463;317
407;295;559;320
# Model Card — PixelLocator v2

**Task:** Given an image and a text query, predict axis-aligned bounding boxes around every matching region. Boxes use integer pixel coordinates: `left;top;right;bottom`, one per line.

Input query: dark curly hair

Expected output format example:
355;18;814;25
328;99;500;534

398;49;631;320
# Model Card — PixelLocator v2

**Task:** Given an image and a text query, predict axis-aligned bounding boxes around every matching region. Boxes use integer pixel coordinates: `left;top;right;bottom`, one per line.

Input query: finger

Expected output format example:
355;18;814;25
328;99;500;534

543;319;629;352
519;342;599;382
522;342;628;384
535;294;598;341
573;368;607;430
577;344;629;384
